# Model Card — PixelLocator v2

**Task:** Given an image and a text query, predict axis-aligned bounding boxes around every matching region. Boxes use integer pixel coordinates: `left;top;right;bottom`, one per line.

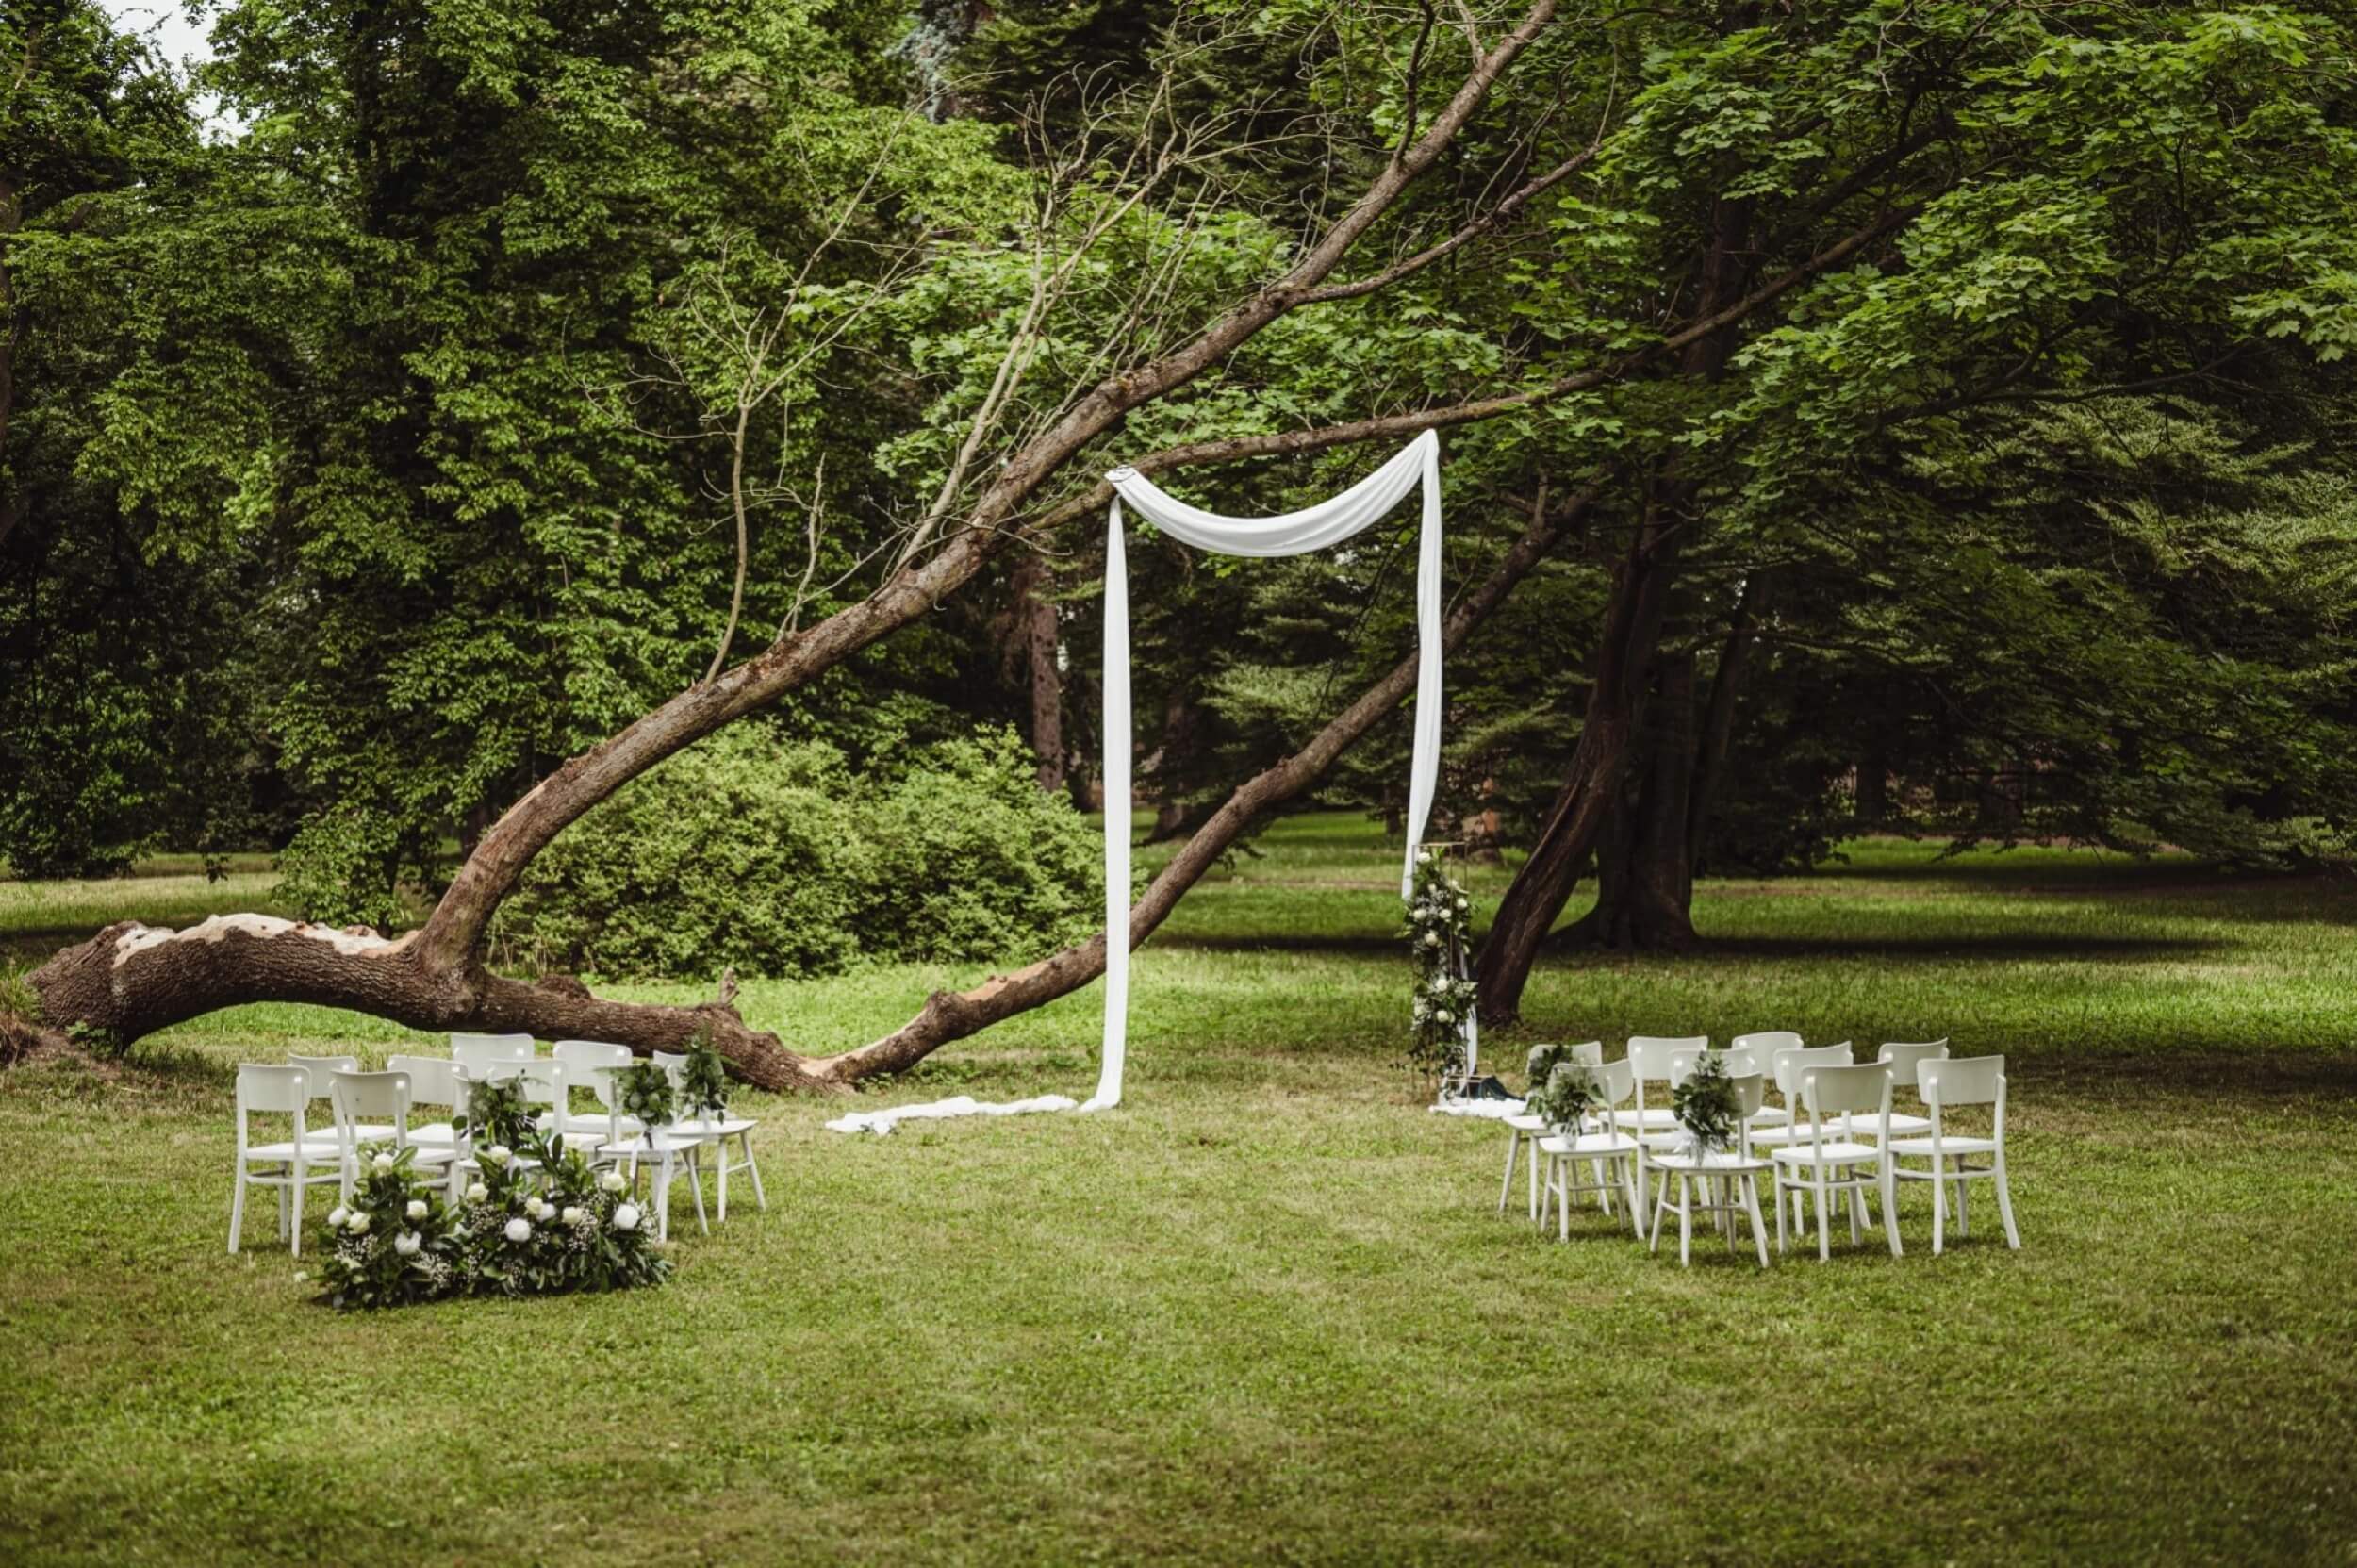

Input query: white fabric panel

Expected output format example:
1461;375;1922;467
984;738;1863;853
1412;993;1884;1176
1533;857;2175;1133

825;1095;1079;1135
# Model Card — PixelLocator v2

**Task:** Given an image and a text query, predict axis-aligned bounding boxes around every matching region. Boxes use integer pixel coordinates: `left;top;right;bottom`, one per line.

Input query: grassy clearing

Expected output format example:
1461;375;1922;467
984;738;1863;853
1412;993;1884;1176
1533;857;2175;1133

3;817;2354;1563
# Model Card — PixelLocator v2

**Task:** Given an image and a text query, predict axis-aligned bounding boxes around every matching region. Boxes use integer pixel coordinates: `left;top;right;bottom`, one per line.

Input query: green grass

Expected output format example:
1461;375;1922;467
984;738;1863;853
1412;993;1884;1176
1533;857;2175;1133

3;816;2354;1563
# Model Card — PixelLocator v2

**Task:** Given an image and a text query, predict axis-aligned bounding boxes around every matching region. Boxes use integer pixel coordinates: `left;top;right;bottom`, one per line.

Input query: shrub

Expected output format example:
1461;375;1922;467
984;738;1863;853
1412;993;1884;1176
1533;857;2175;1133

495;724;1103;980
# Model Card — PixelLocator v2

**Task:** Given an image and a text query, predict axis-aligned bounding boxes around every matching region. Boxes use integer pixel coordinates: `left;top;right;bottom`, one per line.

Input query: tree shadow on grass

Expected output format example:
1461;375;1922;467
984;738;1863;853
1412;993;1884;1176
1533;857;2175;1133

1152;931;2231;963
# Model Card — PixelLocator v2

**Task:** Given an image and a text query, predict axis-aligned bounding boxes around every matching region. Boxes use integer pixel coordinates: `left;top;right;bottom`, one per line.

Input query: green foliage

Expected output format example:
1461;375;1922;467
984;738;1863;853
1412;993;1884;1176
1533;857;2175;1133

272;807;420;930
495;724;1103;980
1524;1060;1603;1134
613;1062;675;1135
316;1146;455;1308
1403;849;1475;1078
1670;1055;1741;1154
452;1072;536;1153
678;1035;728;1118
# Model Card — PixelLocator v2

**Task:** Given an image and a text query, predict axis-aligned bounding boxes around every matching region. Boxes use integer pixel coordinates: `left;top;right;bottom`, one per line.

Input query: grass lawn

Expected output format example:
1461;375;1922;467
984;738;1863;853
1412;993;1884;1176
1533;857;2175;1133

3;816;2354;1563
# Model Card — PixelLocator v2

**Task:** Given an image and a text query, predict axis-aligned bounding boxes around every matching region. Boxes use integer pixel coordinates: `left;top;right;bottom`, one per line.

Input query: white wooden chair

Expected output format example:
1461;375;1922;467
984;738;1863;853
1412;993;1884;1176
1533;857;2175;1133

591;1091;709;1242
384;1054;462;1151
1771;1062;1902;1263
1646;1062;1773;1268
451;1032;536;1075
1887;1054;2020;1254
552;1040;640;1142
1728;1032;1801;1126
327;1068;460;1199
288;1053;393;1151
1873;1039;1950;1138
1498;1040;1601;1222
653;1049;765;1222
1536;1058;1643;1239
228;1065;340;1256
1613;1036;1705;1217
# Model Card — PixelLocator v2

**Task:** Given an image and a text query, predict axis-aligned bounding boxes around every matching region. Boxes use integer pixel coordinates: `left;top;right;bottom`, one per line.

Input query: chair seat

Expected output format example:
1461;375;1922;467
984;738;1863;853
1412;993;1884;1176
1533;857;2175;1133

1886;1134;1998;1157
596;1134;706;1160
675;1116;756;1138
244;1141;347;1165
1653;1150;1772;1176
1539;1131;1640;1158
1609;1108;1679;1131
1878;1114;1934;1137
546;1111;645;1140
299;1124;397;1150
1771;1141;1881;1165
406;1122;460;1146
1504;1114;1547;1133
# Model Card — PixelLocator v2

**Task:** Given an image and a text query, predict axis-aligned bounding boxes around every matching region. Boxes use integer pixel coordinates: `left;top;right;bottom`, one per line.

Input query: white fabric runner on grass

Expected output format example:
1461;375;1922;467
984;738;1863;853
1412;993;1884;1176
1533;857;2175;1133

823;431;1445;1132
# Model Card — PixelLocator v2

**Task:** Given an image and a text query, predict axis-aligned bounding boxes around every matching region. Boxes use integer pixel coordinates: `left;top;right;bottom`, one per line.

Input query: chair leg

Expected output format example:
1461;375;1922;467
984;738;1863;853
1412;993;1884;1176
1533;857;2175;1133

1881;1164;1902;1258
1846;1171;1865;1244
1774;1173;1788;1256
1994;1150;2021;1249
717;1137;730;1224
1932;1164;1948;1255
685;1148;710;1235
1526;1134;1540;1222
1677;1177;1693;1267
1957;1173;1972;1238
289;1161;305;1259
652;1162;671;1243
742;1132;766;1211
229;1170;246;1255
1741;1176;1770;1269
1648;1175;1670;1254
1619;1157;1640;1237
1497;1128;1519;1213
1815;1171;1831;1263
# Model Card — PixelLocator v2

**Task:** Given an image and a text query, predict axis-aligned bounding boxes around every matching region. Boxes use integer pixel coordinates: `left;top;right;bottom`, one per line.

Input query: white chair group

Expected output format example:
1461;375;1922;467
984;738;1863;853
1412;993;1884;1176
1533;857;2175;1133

230;1033;766;1253
1497;1034;2020;1266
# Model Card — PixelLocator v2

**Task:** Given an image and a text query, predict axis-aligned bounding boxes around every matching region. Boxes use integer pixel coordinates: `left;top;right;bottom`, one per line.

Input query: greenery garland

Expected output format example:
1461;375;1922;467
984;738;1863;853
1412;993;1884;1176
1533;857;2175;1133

1403;847;1475;1081
1524;1059;1604;1134
454;1070;536;1150
615;1061;676;1142
1672;1054;1743;1154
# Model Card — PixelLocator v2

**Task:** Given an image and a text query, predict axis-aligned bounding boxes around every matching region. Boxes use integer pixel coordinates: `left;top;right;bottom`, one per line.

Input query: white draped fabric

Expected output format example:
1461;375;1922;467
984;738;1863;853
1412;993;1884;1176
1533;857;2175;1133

822;432;1445;1133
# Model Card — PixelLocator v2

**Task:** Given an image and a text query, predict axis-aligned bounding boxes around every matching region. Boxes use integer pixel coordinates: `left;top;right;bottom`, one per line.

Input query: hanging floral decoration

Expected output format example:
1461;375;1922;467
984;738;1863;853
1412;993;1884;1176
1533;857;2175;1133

1404;846;1476;1080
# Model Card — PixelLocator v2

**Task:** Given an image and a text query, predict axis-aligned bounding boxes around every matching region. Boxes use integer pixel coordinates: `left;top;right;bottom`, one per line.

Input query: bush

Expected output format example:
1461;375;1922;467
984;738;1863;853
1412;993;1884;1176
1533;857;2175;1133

494;724;1104;980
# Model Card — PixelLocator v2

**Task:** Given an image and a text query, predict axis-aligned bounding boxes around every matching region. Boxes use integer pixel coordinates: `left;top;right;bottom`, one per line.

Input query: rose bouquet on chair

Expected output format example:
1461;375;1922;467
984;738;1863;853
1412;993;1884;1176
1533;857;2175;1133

1671;1055;1741;1159
615;1061;677;1149
1405;849;1476;1088
316;1145;457;1308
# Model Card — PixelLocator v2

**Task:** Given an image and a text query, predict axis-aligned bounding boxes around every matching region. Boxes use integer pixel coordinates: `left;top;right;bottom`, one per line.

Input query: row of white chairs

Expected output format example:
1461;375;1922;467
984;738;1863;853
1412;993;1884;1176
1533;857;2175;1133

1500;1034;2019;1266
229;1036;765;1255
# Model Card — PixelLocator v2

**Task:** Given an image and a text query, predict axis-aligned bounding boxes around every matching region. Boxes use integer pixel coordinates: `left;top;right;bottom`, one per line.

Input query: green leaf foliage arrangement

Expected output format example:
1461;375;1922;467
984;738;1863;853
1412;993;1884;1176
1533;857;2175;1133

615;1063;676;1138
453;1071;536;1152
1525;1061;1605;1135
1671;1056;1743;1154
679;1036;729;1119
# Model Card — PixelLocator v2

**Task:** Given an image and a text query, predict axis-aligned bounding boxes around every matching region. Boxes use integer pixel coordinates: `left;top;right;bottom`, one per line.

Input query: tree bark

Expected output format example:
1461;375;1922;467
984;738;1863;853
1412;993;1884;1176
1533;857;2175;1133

1561;647;1698;951
1688;575;1767;871
1005;553;1065;792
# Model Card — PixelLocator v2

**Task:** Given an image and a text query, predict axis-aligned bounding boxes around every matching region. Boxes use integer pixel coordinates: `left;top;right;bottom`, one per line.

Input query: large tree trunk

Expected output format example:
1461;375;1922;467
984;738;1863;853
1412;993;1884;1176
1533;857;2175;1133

1004;553;1066;792
1564;646;1699;951
16;12;1571;1083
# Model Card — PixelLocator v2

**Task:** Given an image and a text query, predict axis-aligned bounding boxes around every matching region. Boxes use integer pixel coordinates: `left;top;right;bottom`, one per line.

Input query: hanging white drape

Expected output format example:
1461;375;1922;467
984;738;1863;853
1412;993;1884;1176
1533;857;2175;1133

827;431;1446;1133
1089;429;1445;1110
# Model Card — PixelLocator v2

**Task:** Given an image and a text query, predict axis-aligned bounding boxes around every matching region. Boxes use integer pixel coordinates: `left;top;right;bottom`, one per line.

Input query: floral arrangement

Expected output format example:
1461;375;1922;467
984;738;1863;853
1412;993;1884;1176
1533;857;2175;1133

314;1137;670;1309
454;1070;536;1151
1404;846;1476;1081
678;1033;729;1122
614;1061;677;1144
1524;1059;1604;1134
1672;1054;1742;1154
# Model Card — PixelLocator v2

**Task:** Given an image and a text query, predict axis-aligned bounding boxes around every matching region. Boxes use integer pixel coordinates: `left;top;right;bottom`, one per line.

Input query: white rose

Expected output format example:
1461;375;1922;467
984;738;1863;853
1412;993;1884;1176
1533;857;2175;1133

394;1231;421;1257
598;1170;626;1194
1417;850;1432;864
1424;933;1441;948
561;1206;582;1226
1436;1011;1454;1025
613;1204;641;1232
404;1199;428;1221
465;1181;488;1203
347;1212;371;1234
371;1152;394;1172
485;1144;511;1164
1456;896;1468;910
327;1205;349;1229
504;1217;532;1244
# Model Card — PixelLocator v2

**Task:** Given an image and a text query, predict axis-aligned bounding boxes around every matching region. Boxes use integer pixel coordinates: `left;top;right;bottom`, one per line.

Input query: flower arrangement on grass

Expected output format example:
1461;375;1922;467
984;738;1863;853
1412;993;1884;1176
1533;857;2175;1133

678;1032;729;1124
317;1146;455;1309
316;1136;669;1309
1672;1054;1742;1156
1404;847;1476;1081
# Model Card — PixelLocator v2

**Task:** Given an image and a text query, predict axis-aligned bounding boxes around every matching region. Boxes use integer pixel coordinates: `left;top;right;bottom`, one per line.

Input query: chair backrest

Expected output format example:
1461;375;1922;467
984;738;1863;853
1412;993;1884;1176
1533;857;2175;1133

1545;1040;1605;1067
1920;1054;2004;1112
288;1054;357;1105
236;1065;310;1153
1588;1058;1633;1108
387;1054;457;1112
649;1051;701;1114
554;1040;635;1111
330;1069;412;1150
1729;1072;1767;1119
1731;1032;1802;1070
1878;1039;1951;1090
1627;1036;1706;1082
1801;1062;1892;1121
488;1059;564;1112
1772;1043;1854;1100
1666;1048;1750;1087
452;1033;536;1073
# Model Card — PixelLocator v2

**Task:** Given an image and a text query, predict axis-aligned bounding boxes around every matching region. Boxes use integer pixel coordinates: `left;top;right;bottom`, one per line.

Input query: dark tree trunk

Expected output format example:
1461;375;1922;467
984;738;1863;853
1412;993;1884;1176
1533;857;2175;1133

1005;554;1066;792
1688;575;1768;871
1147;695;1202;840
1561;646;1699;952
